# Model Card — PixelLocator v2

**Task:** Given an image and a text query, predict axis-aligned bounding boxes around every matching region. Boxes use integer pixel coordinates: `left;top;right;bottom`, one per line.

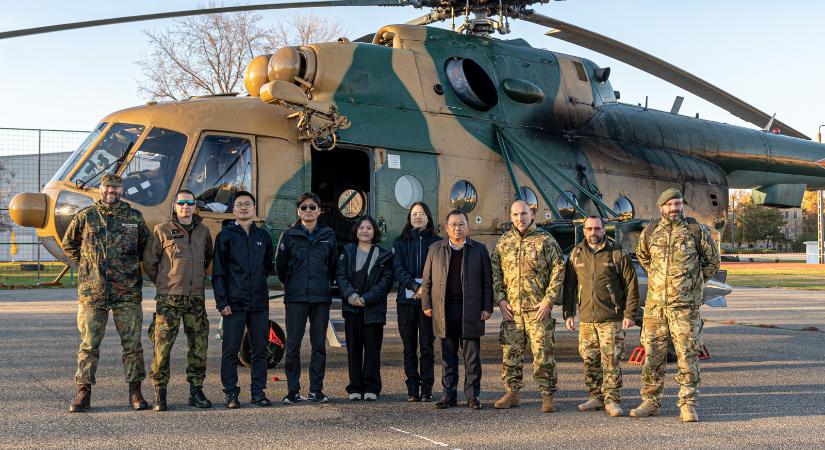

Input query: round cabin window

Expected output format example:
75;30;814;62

338;189;366;219
450;180;478;213
516;186;539;212
614;196;634;218
556;191;579;219
394;175;424;209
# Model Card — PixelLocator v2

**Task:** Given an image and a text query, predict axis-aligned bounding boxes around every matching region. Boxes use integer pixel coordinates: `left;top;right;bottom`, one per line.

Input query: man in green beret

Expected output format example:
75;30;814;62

62;173;152;412
630;188;720;422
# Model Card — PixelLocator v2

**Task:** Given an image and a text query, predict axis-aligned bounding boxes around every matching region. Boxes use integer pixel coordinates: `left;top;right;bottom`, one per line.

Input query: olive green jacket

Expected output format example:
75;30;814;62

562;240;639;322
143;215;213;296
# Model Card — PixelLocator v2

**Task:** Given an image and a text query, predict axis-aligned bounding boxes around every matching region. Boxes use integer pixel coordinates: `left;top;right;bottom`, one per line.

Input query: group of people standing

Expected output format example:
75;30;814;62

62;174;719;423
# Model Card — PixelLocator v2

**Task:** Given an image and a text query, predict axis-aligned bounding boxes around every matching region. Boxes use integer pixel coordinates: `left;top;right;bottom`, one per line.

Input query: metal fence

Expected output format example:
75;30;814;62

0;127;88;287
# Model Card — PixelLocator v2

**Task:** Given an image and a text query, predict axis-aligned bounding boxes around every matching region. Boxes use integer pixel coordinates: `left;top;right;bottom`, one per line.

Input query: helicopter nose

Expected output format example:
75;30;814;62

9;192;49;228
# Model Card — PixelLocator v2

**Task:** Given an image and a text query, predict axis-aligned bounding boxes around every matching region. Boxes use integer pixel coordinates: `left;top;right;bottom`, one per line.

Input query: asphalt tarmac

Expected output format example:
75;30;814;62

0;286;823;449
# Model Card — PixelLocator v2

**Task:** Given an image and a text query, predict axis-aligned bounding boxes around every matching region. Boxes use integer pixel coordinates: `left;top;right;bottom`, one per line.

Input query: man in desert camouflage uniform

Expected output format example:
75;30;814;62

62;173;151;412
492;200;565;413
630;188;720;422
143;189;213;411
563;216;639;417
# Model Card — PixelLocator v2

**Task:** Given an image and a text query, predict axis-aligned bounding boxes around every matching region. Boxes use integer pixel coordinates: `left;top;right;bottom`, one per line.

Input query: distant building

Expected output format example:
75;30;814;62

1;152;72;262
781;207;804;241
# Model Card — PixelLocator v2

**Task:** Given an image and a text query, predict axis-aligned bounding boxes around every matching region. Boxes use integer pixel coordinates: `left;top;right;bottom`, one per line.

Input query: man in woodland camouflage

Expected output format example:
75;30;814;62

62;173;151;412
563;216;639;417
492;200;565;413
630;188;720;422
144;189;213;411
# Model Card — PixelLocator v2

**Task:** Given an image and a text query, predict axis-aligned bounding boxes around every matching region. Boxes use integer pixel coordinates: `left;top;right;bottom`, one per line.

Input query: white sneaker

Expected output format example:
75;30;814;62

348;393;362;401
363;393;378;401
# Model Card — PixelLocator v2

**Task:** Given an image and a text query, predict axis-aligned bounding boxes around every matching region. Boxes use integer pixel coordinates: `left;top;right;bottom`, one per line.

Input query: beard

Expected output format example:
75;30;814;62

102;193;120;204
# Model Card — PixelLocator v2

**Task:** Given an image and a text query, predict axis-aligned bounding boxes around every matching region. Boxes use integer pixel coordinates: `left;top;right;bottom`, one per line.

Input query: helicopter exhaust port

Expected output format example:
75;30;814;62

243;46;318;97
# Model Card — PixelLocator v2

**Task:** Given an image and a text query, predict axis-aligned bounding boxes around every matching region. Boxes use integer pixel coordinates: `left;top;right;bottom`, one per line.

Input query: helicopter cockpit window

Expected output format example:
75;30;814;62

572;61;589;82
557;191;579;219
120;128;187;206
185;134;253;213
614;196;634;218
69;123;145;187
51;122;108;183
450;180;477;213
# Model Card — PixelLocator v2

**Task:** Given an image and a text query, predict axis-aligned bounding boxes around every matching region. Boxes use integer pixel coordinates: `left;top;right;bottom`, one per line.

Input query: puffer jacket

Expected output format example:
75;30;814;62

275;220;337;303
336;243;394;325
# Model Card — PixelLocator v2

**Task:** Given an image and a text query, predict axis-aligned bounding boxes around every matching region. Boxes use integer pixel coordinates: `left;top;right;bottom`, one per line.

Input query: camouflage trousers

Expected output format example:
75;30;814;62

499;310;557;394
148;295;209;389
578;321;625;403
640;306;702;407
76;301;146;385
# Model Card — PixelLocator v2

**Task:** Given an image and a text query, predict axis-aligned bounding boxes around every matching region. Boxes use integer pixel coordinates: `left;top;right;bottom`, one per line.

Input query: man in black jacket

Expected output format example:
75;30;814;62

275;192;338;404
421;210;493;410
212;191;275;409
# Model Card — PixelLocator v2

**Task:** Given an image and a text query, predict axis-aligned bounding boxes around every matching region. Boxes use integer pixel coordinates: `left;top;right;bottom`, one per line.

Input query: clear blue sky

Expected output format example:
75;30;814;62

1;0;824;138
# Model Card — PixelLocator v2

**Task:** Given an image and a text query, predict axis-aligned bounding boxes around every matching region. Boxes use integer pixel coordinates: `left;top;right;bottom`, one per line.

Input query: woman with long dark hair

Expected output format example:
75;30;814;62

336;216;394;401
392;202;441;402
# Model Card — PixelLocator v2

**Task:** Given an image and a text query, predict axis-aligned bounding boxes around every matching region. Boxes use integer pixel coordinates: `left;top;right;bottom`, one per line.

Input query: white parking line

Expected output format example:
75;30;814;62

389;426;461;449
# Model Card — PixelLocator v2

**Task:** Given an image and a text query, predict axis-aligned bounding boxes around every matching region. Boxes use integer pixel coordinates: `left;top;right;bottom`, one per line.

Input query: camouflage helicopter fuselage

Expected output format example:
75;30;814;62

14;23;825;264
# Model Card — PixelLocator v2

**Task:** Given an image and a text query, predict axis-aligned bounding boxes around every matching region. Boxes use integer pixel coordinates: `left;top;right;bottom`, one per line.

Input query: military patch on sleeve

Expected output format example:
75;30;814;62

123;223;138;228
339;254;345;261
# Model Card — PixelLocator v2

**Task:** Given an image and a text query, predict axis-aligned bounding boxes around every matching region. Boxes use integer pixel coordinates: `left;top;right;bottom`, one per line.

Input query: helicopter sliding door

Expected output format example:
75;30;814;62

310;146;373;248
181;131;257;239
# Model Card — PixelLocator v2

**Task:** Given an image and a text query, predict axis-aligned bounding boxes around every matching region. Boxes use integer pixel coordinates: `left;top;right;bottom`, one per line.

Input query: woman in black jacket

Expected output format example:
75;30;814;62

392;202;441;402
336;215;394;401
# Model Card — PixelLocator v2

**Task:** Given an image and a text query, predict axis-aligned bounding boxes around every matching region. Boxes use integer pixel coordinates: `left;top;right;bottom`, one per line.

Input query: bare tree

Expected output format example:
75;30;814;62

136;11;346;101
0;160;16;232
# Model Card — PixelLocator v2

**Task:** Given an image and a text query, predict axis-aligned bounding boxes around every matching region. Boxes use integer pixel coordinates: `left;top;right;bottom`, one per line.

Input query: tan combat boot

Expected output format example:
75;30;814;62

680;404;699;422
604;401;624;417
577;397;604;411
541;393;556;413
629;401;659;418
493;391;520;409
68;384;91;412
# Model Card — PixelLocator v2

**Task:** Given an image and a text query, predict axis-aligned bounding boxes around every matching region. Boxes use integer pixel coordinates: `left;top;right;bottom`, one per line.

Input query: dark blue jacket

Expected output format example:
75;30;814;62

212;222;274;312
392;228;441;305
275;221;337;303
336;243;394;325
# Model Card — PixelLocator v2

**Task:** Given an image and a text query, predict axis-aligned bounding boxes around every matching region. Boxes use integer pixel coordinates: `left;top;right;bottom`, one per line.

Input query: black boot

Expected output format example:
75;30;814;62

420;386;433;403
189;386;212;408
128;381;148;410
406;385;420;402
152;388;167;411
68;384;91;412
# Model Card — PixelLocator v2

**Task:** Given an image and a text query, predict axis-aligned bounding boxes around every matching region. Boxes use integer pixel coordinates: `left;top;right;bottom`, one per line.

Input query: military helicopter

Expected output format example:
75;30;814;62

8;1;820;342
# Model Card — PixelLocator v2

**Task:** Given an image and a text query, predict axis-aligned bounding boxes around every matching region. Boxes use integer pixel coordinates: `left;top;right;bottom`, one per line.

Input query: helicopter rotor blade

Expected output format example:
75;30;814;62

0;0;414;40
519;11;809;140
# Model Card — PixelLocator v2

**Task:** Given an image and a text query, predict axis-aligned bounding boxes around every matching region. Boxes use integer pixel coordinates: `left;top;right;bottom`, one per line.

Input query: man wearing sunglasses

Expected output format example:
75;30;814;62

276;192;338;405
143;190;214;411
212;191;275;408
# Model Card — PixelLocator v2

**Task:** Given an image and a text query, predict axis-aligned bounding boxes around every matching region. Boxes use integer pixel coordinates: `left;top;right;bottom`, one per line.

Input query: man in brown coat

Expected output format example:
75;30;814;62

421;209;493;410
143;189;213;411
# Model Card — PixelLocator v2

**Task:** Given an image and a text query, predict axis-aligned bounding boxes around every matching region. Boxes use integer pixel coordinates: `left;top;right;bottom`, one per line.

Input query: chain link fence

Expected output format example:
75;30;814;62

1;127;88;287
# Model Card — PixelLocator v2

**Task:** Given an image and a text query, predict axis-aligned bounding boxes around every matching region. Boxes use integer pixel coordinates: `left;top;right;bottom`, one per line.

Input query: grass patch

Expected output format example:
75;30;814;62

0;262;77;288
723;264;825;291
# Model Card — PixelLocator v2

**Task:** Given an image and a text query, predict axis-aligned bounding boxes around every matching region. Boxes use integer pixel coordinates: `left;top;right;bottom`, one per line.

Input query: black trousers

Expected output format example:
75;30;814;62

397;303;435;393
343;311;384;395
441;303;482;400
284;302;330;394
220;309;269;395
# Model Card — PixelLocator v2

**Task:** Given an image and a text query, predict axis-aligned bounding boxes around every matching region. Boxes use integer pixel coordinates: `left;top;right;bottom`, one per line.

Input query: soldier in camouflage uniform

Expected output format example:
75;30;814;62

492;200;565;413
143;189;213;411
563;216;639;417
630;188;720;422
61;173;151;412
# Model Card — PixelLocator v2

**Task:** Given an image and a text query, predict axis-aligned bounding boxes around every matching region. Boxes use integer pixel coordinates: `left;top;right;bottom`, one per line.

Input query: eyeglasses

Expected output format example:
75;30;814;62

176;199;195;206
234;201;254;208
447;222;468;229
299;204;318;211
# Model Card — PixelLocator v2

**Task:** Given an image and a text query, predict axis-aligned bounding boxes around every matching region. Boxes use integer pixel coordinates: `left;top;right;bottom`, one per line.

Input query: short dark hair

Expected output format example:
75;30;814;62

445;209;469;223
401;201;434;240
175;189;195;199
296;192;321;208
232;190;256;205
350;215;381;244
